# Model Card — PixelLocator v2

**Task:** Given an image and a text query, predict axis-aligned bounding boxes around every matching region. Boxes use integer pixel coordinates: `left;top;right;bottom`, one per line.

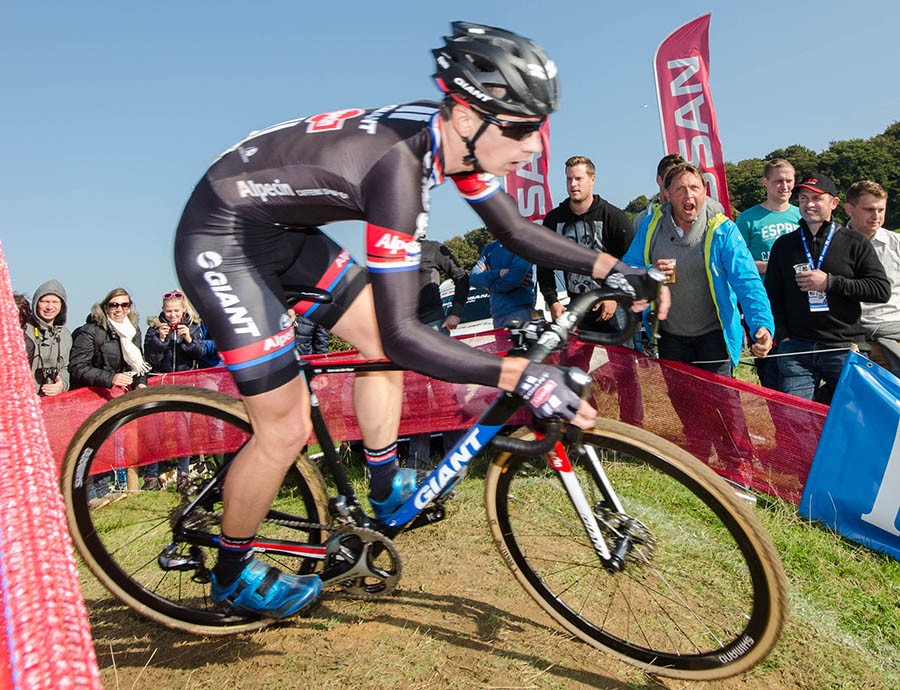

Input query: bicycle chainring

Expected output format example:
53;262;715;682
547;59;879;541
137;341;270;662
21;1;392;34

320;526;402;599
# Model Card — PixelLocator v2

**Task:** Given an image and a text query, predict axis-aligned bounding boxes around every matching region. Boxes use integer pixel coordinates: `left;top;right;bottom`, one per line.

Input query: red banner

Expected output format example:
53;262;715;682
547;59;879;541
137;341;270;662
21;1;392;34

504;120;552;221
653;14;732;217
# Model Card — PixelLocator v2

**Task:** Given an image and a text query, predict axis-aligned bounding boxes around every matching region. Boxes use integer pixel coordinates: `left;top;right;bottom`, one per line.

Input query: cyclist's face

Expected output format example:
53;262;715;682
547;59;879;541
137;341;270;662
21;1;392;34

474;114;544;176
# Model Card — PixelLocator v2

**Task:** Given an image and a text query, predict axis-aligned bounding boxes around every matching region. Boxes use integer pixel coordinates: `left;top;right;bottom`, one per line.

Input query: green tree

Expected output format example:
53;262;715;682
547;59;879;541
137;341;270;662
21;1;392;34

624;195;650;221
444;227;492;271
725;157;765;215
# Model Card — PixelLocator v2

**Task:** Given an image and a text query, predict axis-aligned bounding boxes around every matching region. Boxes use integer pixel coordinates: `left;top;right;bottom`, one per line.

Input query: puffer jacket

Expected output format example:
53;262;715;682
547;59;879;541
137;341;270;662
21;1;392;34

144;312;205;373
70;304;148;389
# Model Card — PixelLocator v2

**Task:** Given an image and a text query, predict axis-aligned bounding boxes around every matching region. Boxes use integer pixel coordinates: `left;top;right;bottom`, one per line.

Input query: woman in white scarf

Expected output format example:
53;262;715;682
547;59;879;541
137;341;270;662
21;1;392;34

102;288;151;386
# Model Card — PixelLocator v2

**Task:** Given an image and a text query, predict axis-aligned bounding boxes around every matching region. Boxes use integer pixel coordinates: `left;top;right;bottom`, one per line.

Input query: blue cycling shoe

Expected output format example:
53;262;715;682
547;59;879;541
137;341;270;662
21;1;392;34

210;559;322;619
369;467;418;521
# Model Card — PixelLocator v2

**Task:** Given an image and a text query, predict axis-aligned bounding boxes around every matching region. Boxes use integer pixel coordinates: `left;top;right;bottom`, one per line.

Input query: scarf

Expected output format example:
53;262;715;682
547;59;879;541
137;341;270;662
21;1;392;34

107;317;151;375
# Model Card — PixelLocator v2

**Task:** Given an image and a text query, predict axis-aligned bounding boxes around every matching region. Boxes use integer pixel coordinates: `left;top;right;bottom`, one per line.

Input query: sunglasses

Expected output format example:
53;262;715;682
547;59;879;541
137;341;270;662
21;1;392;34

478;111;545;141
107;301;131;309
163;291;185;300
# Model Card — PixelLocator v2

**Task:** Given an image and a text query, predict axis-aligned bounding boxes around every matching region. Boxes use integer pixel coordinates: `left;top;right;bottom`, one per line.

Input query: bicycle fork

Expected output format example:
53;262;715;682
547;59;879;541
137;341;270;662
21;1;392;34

550;440;634;573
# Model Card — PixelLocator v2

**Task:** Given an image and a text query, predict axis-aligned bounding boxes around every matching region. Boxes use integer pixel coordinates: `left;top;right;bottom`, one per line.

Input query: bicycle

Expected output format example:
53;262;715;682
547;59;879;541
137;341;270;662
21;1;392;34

60;288;788;680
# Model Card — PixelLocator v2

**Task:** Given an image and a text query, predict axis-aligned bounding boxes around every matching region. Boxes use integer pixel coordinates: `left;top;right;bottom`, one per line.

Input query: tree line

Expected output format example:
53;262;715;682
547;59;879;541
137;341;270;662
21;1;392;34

445;120;900;271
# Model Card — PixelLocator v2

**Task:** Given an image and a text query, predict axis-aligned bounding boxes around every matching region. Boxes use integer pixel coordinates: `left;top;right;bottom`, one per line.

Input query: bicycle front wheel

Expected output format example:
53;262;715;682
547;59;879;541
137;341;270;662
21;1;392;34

60;385;331;635
484;419;787;680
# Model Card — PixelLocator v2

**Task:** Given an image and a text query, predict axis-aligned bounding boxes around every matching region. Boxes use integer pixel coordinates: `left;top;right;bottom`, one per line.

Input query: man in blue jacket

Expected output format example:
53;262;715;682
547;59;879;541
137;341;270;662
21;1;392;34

623;162;774;473
470;240;536;328
624;162;774;374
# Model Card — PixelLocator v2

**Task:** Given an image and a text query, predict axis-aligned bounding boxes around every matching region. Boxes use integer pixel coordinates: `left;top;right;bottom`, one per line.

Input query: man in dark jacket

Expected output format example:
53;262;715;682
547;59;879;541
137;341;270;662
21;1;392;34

765;174;891;401
538;155;635;332
417;239;469;332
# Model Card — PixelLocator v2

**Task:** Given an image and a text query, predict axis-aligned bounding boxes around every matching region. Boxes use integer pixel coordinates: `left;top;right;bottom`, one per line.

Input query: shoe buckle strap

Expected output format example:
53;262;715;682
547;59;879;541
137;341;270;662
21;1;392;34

255;567;281;598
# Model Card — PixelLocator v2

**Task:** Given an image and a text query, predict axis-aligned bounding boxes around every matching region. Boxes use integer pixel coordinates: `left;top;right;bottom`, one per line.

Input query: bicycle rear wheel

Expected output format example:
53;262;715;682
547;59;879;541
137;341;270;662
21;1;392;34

484;419;787;680
60;385;331;635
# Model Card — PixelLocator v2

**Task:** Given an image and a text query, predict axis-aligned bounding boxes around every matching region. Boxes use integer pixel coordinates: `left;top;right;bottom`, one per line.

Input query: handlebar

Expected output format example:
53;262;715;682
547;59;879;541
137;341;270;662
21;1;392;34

491;421;563;455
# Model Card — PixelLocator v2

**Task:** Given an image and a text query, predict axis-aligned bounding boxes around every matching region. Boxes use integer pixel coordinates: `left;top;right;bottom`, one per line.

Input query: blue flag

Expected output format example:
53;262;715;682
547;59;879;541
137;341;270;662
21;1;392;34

800;351;900;560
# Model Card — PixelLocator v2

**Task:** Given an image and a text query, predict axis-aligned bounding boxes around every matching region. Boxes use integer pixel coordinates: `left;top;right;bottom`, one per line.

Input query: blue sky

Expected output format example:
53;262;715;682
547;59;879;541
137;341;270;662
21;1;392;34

4;1;899;325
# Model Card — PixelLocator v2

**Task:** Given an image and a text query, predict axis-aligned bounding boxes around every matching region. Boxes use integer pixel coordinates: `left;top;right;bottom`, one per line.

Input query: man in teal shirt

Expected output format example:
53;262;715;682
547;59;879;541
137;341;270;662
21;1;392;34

737;159;802;275
736;158;801;388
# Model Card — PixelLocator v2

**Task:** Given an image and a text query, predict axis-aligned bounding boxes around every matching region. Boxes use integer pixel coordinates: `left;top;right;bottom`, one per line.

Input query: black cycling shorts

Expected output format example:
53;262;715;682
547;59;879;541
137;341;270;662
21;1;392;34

175;180;367;396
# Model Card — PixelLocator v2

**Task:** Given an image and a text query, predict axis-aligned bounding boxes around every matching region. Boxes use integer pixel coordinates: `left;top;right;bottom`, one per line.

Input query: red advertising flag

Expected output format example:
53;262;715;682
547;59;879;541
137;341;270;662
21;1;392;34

653;13;732;217
504;120;552;222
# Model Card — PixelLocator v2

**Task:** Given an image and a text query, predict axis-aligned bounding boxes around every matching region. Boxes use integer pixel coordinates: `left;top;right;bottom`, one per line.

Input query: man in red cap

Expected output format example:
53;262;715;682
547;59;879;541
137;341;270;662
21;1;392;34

764;173;890;401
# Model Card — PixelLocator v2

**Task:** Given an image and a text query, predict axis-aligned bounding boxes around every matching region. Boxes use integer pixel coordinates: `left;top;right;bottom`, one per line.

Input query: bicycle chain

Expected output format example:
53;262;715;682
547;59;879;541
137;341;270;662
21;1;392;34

256;516;403;599
174;506;403;599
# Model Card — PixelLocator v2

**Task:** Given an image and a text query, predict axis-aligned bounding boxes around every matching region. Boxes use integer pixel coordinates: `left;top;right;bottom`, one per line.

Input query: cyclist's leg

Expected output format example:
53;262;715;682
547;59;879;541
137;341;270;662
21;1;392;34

175;196;325;616
329;283;403;448
329;284;411;510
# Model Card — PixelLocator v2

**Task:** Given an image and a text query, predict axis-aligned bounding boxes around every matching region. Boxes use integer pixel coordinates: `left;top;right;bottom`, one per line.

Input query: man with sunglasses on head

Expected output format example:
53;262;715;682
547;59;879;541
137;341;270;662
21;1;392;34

174;21;667;620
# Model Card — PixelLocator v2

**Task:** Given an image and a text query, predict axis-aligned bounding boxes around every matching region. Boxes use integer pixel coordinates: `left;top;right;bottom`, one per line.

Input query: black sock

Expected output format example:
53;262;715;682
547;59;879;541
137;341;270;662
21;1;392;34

365;442;399;501
213;533;254;587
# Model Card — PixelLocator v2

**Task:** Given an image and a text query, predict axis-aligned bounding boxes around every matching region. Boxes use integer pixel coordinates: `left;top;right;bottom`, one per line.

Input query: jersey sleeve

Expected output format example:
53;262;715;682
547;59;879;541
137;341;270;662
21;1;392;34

453;173;598;275
361;144;504;387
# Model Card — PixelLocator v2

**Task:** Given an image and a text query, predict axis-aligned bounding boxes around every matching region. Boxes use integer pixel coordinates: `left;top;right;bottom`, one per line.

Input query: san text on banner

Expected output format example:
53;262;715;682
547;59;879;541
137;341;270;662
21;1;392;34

653;13;732;217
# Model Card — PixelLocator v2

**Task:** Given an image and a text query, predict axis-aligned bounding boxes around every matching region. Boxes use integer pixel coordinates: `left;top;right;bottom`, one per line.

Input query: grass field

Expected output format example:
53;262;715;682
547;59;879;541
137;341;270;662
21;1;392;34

75;446;899;690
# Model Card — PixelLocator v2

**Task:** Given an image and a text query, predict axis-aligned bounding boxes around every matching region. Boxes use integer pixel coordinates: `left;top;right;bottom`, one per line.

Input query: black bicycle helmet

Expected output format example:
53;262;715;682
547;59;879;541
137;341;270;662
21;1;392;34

432;21;559;117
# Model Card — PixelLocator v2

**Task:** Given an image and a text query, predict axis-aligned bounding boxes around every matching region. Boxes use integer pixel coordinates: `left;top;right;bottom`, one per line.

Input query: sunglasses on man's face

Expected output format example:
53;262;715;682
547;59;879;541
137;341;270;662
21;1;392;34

107;301;131;310
478;111;545;141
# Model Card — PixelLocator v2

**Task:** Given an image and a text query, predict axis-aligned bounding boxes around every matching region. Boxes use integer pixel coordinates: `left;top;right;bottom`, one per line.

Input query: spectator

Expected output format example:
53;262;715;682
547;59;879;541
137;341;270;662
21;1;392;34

736;159;801;275
765;174;890;401
736;158;801;390
632;153;724;231
71;288;151;503
631;153;685;231
144;289;206;491
844;180;899;372
538;155;642;425
470;240;536;328
293;314;330;356
625;162;774;374
624;162;773;469
23;280;72;396
196;319;222;368
418;239;469;333
409;239;470;472
538;155;634;333
14;293;30;329
145;290;206;373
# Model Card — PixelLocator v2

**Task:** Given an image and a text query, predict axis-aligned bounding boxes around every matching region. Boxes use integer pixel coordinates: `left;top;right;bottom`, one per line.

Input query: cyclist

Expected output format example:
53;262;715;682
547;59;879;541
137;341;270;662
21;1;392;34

174;21;666;620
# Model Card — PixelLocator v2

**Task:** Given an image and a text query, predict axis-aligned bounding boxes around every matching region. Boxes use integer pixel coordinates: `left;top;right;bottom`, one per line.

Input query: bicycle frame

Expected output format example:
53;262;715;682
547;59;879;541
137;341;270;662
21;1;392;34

172;289;639;568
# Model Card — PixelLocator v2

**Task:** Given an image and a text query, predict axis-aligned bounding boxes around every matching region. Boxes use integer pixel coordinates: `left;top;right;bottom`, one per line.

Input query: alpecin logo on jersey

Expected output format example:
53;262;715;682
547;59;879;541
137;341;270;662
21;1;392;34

373;233;411;255
367;225;417;273
236;179;295;203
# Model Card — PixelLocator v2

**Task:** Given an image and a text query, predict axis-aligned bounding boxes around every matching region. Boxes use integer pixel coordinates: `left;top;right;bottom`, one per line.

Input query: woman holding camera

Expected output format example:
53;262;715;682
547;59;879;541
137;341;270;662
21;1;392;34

24;279;72;396
142;290;206;491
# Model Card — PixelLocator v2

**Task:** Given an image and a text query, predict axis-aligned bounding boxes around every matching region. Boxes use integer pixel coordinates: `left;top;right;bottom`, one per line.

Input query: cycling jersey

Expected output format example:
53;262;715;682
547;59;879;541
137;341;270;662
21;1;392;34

175;101;599;396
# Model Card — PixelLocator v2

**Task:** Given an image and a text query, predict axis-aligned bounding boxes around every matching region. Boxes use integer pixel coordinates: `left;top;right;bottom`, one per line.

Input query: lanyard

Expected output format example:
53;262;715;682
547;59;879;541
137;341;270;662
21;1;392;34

800;222;836;270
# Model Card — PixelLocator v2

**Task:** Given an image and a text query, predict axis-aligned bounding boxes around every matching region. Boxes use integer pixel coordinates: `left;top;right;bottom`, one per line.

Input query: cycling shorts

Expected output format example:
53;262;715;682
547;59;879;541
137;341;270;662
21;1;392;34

175;180;367;396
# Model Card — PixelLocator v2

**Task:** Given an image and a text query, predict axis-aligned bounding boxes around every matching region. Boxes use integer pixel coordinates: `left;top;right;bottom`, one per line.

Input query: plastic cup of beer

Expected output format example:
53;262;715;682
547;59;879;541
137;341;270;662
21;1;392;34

662;259;677;284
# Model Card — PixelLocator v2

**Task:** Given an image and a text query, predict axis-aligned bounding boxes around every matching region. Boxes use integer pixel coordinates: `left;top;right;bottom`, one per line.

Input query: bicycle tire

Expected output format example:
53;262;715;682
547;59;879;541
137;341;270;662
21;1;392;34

60;385;331;635
484;419;787;680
